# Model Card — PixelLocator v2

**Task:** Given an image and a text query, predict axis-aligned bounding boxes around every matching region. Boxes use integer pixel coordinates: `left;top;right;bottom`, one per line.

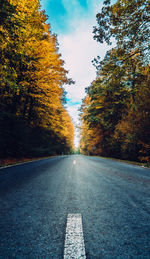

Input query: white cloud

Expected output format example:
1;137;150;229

58;11;112;146
40;0;114;147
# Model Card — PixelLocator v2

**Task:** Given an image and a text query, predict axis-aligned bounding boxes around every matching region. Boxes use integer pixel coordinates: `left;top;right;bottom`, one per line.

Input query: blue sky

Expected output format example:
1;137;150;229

41;0;95;34
40;0;113;146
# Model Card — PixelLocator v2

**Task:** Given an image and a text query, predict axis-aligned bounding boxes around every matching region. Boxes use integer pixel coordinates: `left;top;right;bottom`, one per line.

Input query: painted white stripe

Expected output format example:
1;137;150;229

64;214;86;259
73;160;76;165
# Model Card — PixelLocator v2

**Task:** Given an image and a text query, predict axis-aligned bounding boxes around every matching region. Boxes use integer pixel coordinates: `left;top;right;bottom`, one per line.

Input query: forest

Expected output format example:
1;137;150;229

80;0;150;163
0;0;74;161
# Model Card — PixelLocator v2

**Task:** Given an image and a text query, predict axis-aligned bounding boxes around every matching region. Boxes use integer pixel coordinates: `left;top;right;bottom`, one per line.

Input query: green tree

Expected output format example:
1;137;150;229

93;0;150;64
80;0;150;161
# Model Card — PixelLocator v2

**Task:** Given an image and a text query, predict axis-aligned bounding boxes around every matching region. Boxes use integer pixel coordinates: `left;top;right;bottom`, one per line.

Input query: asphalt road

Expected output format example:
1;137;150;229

0;155;150;258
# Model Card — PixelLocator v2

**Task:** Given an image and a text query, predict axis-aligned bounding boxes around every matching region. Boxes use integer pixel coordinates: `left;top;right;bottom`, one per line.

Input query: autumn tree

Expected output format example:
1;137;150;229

80;95;104;155
80;0;150;162
114;65;150;161
0;0;74;158
80;47;129;157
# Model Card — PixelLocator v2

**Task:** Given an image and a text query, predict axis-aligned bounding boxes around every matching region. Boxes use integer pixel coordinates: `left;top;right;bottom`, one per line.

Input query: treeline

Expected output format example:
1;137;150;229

80;0;150;162
0;0;74;159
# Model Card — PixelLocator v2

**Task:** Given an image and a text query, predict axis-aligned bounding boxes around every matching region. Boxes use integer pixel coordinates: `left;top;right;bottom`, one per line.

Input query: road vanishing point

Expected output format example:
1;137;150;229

0;155;150;258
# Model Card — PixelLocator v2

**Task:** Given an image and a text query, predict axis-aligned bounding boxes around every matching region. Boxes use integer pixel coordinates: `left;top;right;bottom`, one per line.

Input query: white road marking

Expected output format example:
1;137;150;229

64;214;86;259
73;160;76;165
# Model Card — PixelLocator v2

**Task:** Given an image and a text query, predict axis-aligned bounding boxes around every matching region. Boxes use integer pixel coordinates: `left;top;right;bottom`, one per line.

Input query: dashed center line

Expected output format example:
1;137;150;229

64;214;86;259
73;160;76;165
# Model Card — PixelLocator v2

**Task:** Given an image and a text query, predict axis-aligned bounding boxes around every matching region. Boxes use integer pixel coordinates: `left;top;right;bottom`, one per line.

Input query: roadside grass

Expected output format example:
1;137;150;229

93;156;150;169
0;156;55;168
1;154;150;169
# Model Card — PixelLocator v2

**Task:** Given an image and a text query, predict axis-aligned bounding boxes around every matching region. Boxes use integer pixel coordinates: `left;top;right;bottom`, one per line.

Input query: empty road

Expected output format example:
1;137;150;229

0;155;150;258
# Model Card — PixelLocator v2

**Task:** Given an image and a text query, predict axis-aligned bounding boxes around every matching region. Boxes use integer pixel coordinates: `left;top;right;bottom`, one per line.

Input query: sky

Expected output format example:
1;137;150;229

40;0;112;147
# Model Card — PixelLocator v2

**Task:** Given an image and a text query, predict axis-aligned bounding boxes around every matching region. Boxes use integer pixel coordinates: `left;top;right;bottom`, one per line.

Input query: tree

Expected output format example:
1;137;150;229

82;48;129;157
80;0;150;161
114;65;150;161
0;0;74;158
93;0;150;64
